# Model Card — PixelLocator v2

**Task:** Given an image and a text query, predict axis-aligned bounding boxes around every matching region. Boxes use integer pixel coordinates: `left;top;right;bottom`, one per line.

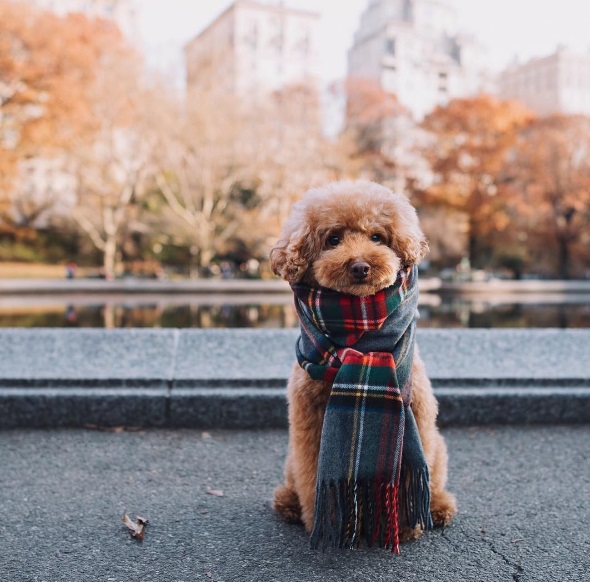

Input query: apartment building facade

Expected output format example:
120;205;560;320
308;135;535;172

348;0;488;119
498;47;590;116
184;0;320;97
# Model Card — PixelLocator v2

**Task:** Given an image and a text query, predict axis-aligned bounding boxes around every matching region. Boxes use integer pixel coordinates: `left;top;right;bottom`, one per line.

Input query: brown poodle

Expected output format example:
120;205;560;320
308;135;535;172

270;180;457;542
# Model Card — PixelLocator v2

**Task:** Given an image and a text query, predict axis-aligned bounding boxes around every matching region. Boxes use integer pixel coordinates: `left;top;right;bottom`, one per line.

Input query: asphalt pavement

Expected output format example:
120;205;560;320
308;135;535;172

1;426;588;582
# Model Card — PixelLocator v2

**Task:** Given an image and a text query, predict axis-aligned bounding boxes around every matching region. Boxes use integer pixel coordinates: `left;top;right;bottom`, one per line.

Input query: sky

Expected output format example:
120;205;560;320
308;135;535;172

139;0;590;83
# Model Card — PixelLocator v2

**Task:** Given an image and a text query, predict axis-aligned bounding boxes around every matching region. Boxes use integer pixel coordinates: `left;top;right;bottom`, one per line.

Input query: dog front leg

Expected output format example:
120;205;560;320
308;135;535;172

279;365;330;532
410;347;457;527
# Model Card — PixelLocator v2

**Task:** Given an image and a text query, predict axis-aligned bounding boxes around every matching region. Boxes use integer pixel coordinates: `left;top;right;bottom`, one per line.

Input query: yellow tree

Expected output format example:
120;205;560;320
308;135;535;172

419;95;533;268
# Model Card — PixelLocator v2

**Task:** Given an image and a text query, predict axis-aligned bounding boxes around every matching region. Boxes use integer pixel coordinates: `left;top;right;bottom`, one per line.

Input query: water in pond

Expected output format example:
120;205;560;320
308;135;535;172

1;293;589;328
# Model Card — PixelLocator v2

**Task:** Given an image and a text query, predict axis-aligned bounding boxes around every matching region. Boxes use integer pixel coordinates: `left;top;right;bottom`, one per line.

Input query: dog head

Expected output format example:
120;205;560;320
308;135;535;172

270;180;428;296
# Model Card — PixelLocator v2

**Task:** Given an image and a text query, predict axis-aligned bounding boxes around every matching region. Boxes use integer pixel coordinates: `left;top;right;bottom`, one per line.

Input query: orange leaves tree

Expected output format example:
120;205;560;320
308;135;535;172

419;95;533;269
508;115;590;279
0;0;125;235
1;1;149;278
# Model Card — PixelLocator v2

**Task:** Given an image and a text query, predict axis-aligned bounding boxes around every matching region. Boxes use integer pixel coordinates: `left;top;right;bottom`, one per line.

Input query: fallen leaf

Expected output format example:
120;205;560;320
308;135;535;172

84;425;142;433
206;487;224;497
122;513;148;541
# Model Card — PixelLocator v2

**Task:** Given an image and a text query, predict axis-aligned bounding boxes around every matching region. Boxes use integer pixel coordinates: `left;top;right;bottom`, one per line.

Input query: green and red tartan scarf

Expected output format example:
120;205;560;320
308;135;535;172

292;265;432;553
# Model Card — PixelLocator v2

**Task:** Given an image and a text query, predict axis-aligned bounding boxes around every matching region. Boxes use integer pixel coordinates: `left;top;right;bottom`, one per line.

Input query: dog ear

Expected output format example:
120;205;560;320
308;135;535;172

393;233;429;266
270;222;320;284
387;195;429;266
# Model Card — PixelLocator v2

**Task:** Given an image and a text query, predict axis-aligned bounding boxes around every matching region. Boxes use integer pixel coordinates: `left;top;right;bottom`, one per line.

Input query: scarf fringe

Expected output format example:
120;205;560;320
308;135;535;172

398;464;433;532
310;470;431;554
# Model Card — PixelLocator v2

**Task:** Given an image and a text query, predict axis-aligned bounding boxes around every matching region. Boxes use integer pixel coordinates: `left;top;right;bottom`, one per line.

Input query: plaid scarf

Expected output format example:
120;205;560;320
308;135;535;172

292;266;432;553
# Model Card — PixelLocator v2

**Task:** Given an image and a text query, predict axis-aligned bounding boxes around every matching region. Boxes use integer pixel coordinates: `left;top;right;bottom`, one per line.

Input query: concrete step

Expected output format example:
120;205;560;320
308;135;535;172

1;329;589;428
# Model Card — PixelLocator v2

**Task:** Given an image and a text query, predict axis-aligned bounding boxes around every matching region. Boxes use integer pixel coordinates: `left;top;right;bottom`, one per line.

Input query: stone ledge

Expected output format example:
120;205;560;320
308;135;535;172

1;329;589;428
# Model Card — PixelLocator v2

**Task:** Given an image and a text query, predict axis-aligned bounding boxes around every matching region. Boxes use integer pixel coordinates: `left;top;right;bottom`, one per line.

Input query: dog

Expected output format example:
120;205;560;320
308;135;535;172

270;180;457;543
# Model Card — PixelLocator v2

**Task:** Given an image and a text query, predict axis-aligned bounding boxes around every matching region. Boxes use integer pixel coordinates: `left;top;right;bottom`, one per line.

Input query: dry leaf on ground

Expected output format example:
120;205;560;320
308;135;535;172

122;513;149;541
85;425;143;433
206;487;224;497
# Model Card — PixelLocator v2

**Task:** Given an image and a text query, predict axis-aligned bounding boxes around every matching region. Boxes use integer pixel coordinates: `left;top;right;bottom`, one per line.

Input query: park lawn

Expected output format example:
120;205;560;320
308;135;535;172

0;262;68;279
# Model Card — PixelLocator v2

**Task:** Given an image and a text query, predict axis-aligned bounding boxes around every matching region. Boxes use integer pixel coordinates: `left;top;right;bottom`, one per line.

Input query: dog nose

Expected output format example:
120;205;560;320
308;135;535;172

351;261;370;280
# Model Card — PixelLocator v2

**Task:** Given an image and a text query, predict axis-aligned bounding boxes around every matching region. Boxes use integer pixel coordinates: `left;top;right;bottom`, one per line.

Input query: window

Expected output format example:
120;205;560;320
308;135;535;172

245;22;258;50
438;71;448;93
269;17;284;54
402;0;413;21
385;38;396;56
298;29;311;55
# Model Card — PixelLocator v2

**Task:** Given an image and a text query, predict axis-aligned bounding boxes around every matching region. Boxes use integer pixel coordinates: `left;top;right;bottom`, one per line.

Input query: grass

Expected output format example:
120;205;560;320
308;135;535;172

0;262;71;279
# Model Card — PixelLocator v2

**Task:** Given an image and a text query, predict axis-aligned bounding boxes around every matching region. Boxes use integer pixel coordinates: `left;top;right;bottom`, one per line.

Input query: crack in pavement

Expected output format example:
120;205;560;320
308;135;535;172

481;536;524;582
439;520;524;581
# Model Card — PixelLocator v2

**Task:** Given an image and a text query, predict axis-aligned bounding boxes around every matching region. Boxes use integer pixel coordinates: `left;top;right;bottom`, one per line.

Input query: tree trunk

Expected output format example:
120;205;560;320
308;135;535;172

197;248;214;276
103;303;116;328
468;222;478;270
104;235;117;280
557;235;571;280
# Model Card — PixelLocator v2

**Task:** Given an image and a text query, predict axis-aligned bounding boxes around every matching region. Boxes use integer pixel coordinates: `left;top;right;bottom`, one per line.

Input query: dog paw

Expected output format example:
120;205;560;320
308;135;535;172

430;490;457;527
273;484;302;524
399;526;424;543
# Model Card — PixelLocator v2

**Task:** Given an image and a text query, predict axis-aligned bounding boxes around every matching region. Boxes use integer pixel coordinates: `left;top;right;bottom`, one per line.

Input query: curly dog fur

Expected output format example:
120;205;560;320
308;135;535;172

270;180;457;542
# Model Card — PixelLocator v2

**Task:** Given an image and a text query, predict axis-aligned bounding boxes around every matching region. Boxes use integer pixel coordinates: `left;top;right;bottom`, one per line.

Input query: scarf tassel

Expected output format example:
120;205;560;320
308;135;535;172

310;470;432;553
398;464;434;532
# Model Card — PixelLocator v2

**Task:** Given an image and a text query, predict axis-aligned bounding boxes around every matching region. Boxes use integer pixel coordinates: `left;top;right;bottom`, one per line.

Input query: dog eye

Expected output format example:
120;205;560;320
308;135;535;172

327;235;341;247
370;233;383;243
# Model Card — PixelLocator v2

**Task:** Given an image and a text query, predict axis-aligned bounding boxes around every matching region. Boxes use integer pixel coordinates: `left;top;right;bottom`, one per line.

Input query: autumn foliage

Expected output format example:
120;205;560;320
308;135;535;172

508;115;590;278
414;96;590;278
340;78;405;183
419;95;534;269
0;0;131;235
2;1;590;279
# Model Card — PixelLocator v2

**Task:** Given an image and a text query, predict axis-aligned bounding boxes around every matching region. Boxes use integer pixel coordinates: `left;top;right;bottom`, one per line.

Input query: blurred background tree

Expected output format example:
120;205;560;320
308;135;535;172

339;78;403;186
69;52;152;280
506;115;590;279
0;1;125;236
416;95;533;270
2;1;590;280
151;85;259;276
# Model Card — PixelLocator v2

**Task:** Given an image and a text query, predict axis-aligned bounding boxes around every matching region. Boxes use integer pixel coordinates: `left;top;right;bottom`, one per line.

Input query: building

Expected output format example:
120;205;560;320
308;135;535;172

347;0;488;120
184;0;320;98
498;47;590;116
18;0;139;42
